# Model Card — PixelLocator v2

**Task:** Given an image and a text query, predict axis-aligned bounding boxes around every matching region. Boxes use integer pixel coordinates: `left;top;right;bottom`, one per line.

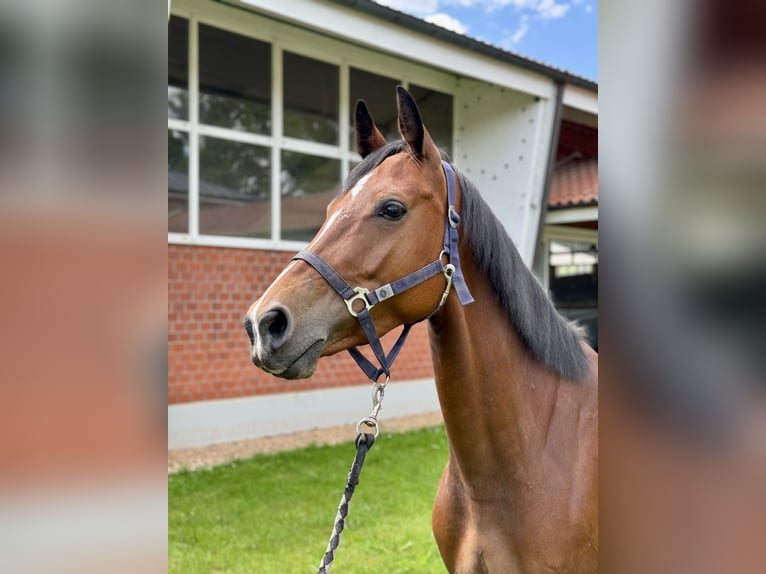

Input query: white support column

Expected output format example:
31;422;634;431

453;79;554;267
339;61;350;178
271;45;283;242
518;91;556;263
188;15;200;238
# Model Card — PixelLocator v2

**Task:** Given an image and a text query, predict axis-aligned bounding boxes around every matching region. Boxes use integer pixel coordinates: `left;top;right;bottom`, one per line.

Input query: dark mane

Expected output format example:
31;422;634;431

456;169;589;381
341;142;589;381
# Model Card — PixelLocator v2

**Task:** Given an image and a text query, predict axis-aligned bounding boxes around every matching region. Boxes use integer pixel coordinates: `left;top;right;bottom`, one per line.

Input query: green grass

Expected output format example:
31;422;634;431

169;425;450;573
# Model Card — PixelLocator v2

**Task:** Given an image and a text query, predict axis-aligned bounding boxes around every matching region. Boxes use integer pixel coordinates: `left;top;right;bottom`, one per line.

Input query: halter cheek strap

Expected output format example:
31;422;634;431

441;162;474;306
292;160;473;382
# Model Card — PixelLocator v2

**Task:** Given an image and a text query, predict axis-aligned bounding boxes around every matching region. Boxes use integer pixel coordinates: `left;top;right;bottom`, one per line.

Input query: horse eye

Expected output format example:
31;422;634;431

379;201;407;221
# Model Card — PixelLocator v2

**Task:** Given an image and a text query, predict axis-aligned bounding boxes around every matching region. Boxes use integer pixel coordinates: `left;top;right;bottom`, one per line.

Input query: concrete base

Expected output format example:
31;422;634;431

168;378;439;449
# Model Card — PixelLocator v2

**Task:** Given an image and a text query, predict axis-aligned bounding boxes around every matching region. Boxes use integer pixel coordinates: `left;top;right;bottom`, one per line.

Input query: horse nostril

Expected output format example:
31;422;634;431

258;307;292;352
244;316;255;346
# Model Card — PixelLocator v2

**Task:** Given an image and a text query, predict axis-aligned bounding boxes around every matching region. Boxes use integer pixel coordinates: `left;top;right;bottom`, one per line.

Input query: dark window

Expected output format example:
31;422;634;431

281;151;340;242
168;16;188;120
283;52;339;145
410;84;453;158
198;136;272;238
349;68;400;151
549;240;598;349
199;24;271;134
167;20;456;244
168;130;189;233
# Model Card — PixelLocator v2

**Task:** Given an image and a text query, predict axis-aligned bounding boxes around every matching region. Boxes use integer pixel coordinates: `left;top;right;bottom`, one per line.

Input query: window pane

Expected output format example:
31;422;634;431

168;16;188;120
199;136;271;238
281;152;339;242
283;52;339;144
168;130;189;233
550;240;598;277
349;68;400;151
410;84;453;158
199;25;271;134
548;239;598;349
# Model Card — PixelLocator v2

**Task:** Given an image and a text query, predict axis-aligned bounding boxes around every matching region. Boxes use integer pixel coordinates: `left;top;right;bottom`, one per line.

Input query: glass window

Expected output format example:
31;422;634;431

349;68;400;150
548;239;598;349
549;240;598;278
198;136;271;238
410;84;453;158
199;24;271;134
167;20;457;245
168;130;189;233
281;152;340;242
168;16;188;120
283;52;339;145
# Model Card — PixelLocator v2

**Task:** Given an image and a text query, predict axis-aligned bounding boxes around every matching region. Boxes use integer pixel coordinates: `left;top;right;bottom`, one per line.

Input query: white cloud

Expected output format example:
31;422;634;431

424;12;469;34
585;4;593;13
376;0;573;21
445;0;529;7
479;0;540;10
535;0;570;19
509;15;530;44
374;0;576;51
447;0;572;18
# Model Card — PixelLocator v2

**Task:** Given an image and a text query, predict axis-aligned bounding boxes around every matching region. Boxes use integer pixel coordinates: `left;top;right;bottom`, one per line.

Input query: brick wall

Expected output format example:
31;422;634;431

168;244;435;404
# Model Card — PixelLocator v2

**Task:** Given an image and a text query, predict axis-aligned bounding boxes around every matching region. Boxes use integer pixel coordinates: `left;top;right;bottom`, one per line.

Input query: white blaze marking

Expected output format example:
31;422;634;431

307;210;339;250
350;173;371;198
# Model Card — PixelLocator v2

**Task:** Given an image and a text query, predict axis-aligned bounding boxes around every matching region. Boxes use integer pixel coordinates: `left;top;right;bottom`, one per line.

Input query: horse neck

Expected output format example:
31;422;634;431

427;252;564;488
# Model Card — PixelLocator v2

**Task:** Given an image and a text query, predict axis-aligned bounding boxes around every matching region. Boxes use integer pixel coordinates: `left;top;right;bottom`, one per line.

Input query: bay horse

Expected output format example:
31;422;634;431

245;87;598;573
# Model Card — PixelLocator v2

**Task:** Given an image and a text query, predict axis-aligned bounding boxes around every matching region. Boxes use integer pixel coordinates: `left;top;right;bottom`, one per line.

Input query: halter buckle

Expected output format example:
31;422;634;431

345;287;373;318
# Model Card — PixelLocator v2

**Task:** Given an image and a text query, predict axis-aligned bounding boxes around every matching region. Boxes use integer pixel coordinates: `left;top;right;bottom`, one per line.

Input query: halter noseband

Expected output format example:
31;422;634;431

292;161;474;383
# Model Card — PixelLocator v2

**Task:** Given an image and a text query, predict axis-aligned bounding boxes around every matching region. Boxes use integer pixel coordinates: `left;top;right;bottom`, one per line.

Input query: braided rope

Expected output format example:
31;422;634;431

316;433;376;574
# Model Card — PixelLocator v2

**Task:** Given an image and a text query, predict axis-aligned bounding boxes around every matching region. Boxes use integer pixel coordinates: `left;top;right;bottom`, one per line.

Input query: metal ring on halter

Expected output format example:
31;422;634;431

374;375;391;388
345;287;373;318
448;205;460;229
356;416;380;437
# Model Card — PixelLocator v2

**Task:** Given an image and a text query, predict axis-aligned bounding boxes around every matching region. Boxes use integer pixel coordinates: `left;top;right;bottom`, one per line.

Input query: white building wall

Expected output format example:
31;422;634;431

454;79;557;264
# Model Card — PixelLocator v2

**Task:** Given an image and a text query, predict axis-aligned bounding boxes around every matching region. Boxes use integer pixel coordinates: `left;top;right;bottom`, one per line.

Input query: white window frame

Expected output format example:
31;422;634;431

539;225;598;291
168;1;457;251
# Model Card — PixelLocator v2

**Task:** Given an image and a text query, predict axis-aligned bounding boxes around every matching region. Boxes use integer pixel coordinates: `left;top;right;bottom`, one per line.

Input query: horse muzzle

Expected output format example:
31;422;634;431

245;304;326;379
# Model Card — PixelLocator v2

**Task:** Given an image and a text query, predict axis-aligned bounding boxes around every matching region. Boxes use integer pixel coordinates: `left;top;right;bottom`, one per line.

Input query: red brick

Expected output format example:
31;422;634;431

168;244;435;404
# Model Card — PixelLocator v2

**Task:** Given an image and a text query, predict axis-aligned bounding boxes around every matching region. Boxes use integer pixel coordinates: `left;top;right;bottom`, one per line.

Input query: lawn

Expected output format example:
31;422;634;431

168;425;449;573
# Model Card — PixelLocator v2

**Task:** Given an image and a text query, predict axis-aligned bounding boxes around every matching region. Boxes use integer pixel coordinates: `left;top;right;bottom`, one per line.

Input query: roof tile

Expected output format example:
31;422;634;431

548;157;598;208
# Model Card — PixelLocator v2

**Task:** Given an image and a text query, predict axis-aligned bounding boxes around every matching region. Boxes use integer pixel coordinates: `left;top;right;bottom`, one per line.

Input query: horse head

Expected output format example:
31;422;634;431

245;87;453;379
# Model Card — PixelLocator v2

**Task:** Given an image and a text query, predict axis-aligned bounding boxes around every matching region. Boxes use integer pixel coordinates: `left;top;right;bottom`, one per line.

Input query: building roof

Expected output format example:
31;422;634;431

332;0;597;92
548;156;598;208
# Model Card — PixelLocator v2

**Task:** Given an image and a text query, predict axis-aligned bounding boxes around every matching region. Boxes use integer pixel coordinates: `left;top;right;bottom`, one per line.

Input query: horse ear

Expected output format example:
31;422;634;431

396;86;438;159
355;99;387;158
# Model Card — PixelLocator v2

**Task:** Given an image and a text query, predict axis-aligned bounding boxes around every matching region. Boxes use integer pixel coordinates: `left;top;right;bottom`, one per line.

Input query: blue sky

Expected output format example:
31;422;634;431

373;0;597;81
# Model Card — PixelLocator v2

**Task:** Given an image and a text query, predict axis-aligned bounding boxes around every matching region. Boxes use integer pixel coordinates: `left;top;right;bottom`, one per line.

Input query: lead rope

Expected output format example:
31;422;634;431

316;432;375;574
316;381;386;574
